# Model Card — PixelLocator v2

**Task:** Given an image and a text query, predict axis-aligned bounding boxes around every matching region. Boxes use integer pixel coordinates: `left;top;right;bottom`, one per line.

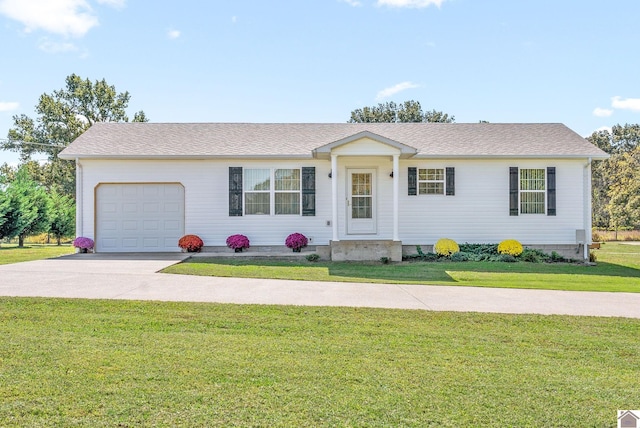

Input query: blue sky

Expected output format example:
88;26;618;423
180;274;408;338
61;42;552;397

1;0;639;165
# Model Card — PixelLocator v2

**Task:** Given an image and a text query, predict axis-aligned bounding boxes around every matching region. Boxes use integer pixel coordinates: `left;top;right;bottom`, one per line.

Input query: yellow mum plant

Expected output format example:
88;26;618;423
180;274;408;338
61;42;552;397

497;239;523;257
434;238;460;256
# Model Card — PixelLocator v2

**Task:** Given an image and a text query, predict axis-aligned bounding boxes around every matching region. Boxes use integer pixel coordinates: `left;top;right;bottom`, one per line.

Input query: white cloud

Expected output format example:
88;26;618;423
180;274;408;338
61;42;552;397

376;81;420;100
0;0;98;37
340;0;362;6
611;96;640;112
38;37;78;53
167;29;180;39
592;107;613;117
96;0;125;7
231;15;237;23
0;101;19;112
376;0;445;8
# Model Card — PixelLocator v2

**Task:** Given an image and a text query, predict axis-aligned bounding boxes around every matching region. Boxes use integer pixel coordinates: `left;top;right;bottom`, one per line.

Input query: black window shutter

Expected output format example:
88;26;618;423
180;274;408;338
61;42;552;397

547;167;556;216
229;167;243;216
302;167;316;216
445;167;455;196
408;167;417;196
509;167;519;216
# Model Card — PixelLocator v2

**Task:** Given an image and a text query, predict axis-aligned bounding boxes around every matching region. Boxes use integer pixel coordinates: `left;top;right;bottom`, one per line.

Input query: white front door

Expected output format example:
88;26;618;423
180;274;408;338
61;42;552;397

347;168;376;234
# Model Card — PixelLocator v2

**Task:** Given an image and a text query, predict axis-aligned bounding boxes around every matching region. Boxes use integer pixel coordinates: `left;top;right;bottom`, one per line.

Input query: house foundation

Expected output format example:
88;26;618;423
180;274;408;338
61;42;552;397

330;240;403;262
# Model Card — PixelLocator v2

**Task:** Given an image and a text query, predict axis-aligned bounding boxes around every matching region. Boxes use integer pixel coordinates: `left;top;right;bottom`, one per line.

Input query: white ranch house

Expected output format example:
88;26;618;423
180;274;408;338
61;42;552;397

59;122;608;260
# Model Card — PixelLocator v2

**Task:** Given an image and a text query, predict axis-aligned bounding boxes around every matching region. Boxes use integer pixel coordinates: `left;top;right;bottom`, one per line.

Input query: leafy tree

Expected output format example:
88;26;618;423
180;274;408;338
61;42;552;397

2;74;148;196
606;146;640;234
349;100;455;123
0;167;51;247
588;124;640;232
48;188;75;245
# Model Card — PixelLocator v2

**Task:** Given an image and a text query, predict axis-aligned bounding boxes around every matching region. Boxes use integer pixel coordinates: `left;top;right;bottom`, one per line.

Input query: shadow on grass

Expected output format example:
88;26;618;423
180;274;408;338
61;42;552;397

175;257;639;284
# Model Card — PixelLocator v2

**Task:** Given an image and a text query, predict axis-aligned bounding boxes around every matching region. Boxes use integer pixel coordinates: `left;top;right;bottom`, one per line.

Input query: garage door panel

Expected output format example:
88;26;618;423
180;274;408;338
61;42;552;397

96;184;184;252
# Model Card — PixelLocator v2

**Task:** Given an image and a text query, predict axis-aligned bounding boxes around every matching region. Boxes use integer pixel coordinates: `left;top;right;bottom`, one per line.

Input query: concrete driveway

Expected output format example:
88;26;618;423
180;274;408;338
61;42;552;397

1;253;639;318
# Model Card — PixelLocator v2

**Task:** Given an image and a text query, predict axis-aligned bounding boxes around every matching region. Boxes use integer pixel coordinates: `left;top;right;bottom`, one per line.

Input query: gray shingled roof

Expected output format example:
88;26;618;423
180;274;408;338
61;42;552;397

58;122;608;159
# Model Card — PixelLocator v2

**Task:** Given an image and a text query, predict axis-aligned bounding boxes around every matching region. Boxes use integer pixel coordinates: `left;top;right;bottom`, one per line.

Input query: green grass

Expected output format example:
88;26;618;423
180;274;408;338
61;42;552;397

163;243;640;292
0;244;74;265
0;298;638;426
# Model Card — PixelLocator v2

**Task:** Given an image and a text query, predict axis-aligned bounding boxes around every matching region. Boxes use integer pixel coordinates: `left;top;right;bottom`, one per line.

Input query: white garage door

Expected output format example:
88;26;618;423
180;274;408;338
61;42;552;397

96;183;185;252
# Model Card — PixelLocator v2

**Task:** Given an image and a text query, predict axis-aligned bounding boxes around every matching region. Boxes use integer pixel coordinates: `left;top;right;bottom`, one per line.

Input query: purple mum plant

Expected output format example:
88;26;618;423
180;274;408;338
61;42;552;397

73;237;94;250
226;234;250;250
285;232;308;251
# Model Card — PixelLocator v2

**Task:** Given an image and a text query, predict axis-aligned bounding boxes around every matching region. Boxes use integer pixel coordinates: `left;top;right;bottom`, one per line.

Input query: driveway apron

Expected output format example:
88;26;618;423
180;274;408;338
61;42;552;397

0;253;639;319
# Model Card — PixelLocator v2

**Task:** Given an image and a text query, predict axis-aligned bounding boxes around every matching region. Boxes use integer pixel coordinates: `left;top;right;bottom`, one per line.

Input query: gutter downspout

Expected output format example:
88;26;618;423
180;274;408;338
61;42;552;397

584;157;592;260
76;158;83;246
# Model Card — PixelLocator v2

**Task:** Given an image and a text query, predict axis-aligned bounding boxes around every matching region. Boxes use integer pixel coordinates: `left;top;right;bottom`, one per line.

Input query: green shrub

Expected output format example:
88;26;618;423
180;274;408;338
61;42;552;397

519;248;548;263
550;251;565;262
498;254;517;263
458;243;499;256
380;256;391;264
306;253;320;262
450;252;469;262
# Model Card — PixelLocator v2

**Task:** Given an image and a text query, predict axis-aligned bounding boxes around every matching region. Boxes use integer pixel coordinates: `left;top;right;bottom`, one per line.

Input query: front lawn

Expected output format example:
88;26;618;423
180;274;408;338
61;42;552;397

0;244;74;265
162;243;640;292
0;298;638;426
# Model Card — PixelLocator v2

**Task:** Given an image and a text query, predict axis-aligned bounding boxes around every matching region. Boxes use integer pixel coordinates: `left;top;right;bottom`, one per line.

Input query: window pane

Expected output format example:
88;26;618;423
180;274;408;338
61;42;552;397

275;193;300;215
418;169;427;180
352;173;371;196
426;169;444;181
418;182;444;195
244;169;270;191
352;196;372;219
427;182;444;194
520;191;545;214
520;169;545;191
275;169;300;191
245;193;270;215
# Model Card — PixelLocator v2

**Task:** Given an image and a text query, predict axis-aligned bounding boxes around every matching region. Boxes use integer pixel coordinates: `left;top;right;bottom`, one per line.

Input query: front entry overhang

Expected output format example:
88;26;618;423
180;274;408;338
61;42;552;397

314;131;417;243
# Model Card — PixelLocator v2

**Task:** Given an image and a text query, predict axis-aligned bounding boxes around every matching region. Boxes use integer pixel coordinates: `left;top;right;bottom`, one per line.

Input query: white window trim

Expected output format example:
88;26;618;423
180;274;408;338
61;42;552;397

244;168;302;216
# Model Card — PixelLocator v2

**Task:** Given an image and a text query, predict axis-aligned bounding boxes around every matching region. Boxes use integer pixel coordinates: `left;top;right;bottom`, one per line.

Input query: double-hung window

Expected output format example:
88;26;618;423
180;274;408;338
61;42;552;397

519;169;546;214
417;168;445;195
244;168;301;215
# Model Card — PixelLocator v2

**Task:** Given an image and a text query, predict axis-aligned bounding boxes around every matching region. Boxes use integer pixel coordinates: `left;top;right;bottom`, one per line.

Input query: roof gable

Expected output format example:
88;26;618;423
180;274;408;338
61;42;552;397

313;131;418;159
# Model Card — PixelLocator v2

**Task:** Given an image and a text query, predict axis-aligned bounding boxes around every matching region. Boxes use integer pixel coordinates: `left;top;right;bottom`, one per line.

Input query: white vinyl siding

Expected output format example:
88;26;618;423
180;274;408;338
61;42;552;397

77;156;586;250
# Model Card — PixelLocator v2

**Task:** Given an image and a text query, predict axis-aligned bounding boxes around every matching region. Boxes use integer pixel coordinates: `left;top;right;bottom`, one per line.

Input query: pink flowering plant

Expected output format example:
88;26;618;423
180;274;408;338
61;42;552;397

73;237;94;250
226;234;250;250
285;232;308;251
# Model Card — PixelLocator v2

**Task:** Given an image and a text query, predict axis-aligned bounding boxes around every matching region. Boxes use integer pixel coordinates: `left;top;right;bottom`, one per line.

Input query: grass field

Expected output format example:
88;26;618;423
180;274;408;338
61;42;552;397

163;242;640;293
0;298;638;427
0;244;74;265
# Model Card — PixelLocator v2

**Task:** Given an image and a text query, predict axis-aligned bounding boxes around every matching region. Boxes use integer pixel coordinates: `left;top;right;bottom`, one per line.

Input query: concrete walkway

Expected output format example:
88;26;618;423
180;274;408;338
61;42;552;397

0;253;639;318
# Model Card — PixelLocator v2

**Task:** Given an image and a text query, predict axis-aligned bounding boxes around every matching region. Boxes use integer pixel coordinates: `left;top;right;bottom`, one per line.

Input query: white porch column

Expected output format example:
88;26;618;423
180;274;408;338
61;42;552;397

75;158;83;239
331;154;339;242
392;154;399;241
